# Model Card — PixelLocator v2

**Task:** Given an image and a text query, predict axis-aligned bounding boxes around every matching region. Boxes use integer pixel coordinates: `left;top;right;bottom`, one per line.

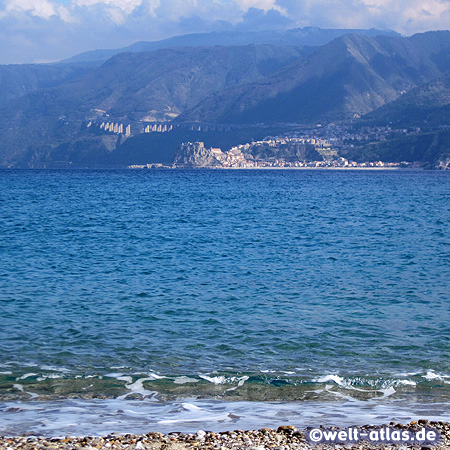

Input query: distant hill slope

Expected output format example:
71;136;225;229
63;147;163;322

181;32;450;124
359;71;450;128
0;45;303;167
72;45;304;121
409;30;450;71
348;69;450;167
0;64;90;106
346;130;450;168
61;27;400;64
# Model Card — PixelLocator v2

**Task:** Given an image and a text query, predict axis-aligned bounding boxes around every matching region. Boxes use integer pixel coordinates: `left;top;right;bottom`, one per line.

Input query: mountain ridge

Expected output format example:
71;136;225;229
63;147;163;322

181;32;450;124
60;27;400;64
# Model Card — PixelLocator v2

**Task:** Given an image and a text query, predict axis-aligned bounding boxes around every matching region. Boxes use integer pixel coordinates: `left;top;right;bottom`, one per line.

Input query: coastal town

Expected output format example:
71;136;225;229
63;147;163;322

81;108;448;170
128;124;422;169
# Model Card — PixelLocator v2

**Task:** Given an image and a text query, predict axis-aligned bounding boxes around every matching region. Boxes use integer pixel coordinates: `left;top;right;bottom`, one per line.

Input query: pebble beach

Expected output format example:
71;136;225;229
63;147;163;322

2;422;450;450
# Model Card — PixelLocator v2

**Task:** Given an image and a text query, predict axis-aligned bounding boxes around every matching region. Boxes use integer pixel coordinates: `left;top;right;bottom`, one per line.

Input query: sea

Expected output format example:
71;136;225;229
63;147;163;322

0;168;449;437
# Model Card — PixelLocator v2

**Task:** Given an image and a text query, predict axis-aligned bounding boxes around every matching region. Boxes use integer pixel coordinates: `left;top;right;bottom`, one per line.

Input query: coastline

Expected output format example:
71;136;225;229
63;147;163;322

209;166;405;170
2;422;449;449
129;165;411;170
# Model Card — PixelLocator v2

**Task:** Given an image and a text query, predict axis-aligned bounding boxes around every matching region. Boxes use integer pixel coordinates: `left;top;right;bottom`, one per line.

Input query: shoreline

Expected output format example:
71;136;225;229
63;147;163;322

1;166;433;171
209;166;405;170
133;166;411;170
2;422;449;449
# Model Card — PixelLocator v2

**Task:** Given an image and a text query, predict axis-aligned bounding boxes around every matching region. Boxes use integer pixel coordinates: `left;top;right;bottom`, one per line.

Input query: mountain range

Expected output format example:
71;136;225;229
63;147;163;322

61;27;400;64
1;28;450;168
181;31;450;124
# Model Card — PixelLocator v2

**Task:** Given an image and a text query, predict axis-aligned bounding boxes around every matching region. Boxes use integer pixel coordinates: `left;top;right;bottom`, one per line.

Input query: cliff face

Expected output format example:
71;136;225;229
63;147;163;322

438;156;450;170
173;142;221;167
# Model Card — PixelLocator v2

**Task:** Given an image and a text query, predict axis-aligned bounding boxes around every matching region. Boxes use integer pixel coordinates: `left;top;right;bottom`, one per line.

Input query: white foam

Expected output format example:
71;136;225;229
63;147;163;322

173;376;199;385
315;375;345;385
199;375;249;387
225;377;249;392
423;371;446;381
115;376;133;383
396;379;416;386
7;362;38;368
324;385;359;401
199;375;227;385
157;413;231;425
147;373;165;380
158;403;230;425
127;378;156;394
378;387;396;399
237;376;249;387
117;377;158;399
13;383;39;399
39;365;71;373
122;409;151;416
1;397;450;437
17;373;38;381
315;375;367;392
182;403;202;411
36;374;64;381
314;375;418;393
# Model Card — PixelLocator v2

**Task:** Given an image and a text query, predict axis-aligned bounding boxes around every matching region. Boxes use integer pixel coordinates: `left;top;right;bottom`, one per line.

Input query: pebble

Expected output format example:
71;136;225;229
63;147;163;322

1;421;449;450
195;430;206;441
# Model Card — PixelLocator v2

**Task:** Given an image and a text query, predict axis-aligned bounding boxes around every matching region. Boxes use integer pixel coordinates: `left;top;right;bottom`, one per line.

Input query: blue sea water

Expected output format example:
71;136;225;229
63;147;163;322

0;168;449;436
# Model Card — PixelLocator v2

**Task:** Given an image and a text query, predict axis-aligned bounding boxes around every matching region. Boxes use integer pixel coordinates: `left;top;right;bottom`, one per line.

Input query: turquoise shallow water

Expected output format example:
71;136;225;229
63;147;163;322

0;169;449;435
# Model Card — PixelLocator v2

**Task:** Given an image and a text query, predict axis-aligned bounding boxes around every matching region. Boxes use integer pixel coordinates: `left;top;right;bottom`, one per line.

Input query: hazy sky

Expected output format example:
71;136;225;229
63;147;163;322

1;0;450;64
